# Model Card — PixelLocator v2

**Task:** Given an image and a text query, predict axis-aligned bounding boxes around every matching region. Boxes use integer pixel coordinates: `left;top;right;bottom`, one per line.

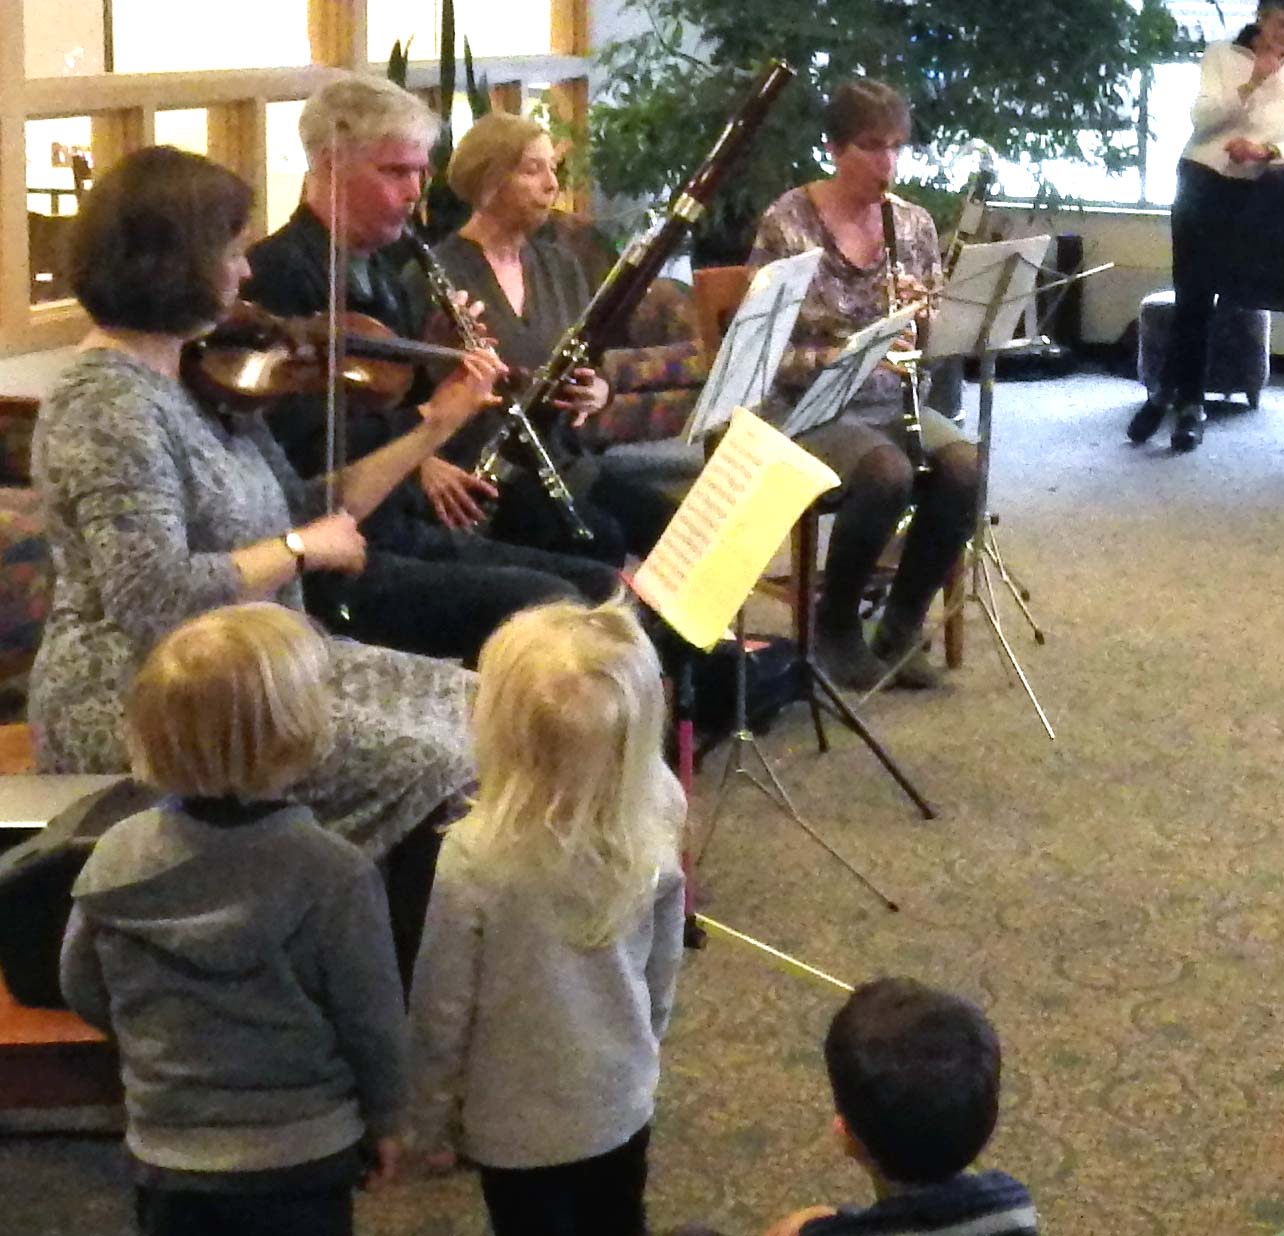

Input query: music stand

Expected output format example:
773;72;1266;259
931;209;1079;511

637;409;906;913
682;249;824;443
680;255;933;812
921;236;1057;738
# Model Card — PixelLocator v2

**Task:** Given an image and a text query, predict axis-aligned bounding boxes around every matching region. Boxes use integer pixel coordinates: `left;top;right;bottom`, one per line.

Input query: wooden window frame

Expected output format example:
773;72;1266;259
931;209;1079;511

0;0;589;357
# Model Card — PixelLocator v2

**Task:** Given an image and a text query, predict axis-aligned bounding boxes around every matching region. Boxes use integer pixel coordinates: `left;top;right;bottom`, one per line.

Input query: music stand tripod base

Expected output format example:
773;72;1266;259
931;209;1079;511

970;348;1055;740
697;610;901;913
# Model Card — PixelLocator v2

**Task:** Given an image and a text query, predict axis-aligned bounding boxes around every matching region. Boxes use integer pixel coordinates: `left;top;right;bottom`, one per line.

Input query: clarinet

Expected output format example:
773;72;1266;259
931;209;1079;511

404;230;595;543
881;197;929;475
484;60;796;474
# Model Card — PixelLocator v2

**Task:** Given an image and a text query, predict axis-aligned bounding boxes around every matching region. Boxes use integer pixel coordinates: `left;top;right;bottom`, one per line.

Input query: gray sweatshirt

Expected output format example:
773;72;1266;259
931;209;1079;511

60;802;409;1173
410;817;686;1169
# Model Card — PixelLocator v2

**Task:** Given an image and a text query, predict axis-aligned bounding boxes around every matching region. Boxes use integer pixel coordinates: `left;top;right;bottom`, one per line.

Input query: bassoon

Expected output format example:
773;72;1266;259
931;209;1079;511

471;58;796;507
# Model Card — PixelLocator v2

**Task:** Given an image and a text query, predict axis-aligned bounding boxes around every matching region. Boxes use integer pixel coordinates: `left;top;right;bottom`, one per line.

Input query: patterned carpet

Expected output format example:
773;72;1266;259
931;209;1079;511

5;367;1284;1235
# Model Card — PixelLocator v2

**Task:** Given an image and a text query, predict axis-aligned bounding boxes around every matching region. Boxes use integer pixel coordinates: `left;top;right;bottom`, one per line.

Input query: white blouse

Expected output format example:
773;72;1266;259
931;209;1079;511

1183;39;1284;178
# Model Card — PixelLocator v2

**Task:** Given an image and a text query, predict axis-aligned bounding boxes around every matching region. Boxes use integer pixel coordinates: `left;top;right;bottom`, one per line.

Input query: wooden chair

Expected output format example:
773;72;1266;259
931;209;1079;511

690;265;965;669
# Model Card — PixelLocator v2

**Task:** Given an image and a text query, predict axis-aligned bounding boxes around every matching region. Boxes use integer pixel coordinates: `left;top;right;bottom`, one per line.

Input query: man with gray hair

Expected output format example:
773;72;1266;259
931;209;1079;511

243;71;617;666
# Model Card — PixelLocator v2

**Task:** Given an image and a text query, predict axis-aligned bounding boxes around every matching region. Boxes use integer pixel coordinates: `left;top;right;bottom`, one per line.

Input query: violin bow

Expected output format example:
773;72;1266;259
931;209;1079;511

324;115;349;517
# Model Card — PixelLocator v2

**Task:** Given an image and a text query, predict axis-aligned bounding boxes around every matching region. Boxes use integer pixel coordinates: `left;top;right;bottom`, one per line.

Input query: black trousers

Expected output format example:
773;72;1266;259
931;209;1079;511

135;1184;352;1236
305;535;619;667
489;466;680;567
478;1124;651;1236
1161;158;1255;406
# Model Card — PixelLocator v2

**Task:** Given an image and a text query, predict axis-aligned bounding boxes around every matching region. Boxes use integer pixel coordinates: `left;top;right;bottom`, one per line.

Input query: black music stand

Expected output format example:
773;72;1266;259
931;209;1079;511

922;237;1057;738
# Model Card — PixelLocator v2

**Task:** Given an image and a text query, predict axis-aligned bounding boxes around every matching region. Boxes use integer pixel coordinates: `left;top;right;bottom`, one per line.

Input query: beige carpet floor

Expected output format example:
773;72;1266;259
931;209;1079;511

4;368;1284;1235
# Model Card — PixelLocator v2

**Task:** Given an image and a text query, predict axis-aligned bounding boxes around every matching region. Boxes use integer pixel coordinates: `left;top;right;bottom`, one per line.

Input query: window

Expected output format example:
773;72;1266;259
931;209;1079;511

4;0;589;351
985;1;1258;208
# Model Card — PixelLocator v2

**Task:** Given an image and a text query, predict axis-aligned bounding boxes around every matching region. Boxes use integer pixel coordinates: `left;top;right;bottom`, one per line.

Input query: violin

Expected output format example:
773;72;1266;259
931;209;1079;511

183;300;470;411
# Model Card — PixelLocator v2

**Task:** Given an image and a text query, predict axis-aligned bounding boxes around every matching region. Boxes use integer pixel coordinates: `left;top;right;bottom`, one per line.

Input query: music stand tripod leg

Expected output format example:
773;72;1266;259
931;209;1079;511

981;523;1044;642
793;510;937;821
695;610;899;912
967;353;1055;738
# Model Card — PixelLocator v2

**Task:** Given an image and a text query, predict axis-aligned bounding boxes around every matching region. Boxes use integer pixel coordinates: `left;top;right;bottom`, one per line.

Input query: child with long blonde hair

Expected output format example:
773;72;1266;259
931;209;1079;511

410;596;686;1236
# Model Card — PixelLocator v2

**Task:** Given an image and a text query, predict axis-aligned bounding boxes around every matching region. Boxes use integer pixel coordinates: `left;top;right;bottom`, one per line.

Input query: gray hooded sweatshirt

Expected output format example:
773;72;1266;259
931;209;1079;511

60;802;409;1173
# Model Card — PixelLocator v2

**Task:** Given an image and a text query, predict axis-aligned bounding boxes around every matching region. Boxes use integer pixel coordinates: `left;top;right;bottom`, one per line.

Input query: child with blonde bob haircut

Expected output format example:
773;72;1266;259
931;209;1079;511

125;601;334;800
411;596;686;1236
61;603;410;1236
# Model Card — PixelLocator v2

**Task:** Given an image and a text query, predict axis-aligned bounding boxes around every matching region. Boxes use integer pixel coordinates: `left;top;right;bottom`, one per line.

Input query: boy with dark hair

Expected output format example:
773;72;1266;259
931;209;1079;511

764;976;1037;1236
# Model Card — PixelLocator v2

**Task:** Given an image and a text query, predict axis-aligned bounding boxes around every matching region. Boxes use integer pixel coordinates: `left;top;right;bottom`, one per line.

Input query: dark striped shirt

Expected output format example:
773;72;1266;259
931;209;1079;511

802;1170;1038;1236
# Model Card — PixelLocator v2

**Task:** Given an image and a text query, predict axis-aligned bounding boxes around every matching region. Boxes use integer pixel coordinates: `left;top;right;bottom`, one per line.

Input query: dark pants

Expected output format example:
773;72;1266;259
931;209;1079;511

802;410;978;634
478;1124;651;1236
305;535;619;667
489;466;680;567
135;1185;352;1236
383;795;469;996
1162;158;1255;406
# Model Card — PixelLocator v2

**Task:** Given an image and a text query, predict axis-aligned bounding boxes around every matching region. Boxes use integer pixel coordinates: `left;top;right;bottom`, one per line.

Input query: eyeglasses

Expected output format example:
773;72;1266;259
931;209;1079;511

850;137;905;156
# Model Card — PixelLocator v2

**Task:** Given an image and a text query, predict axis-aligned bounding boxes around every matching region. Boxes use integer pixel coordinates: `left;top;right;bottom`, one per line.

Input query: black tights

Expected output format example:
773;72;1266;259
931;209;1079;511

819;441;978;633
382;795;469;997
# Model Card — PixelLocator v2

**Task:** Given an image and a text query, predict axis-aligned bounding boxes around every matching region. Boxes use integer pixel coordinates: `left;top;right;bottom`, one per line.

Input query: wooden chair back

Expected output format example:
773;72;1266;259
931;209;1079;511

692;265;752;366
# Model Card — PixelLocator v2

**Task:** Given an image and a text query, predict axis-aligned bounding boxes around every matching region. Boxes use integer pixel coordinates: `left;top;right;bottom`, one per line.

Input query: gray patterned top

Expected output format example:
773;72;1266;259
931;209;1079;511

30;349;475;856
749;186;942;417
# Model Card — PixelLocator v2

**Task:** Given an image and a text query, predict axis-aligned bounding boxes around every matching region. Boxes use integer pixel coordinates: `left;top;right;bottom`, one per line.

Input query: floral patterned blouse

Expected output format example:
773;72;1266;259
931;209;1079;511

748;186;942;420
30;349;475;856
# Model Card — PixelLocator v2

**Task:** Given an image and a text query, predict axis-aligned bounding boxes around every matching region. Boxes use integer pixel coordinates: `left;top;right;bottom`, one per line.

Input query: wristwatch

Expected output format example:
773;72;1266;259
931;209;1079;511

282;529;306;572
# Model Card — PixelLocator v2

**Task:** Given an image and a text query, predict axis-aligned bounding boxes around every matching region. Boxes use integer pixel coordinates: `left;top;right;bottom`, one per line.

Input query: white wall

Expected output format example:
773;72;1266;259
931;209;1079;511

997;205;1284;352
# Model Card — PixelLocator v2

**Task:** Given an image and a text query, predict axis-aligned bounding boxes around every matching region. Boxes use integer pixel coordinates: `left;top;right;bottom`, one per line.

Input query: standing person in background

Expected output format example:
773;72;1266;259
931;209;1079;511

243;73;618;665
61;604;410;1236
1128;1;1284;452
410;597;686;1236
749;79;978;691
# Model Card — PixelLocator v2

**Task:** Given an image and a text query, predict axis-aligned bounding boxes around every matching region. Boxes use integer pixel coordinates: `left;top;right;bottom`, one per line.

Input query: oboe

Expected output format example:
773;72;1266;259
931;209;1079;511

881;197;929;474
404;230;595;543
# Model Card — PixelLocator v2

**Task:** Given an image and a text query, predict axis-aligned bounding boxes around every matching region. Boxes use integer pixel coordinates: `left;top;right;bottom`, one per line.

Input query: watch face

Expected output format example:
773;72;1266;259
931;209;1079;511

285;532;305;557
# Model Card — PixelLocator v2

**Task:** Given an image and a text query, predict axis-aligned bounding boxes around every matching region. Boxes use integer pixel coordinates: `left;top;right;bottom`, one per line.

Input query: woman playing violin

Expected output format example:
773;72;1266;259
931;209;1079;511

750;79;979;691
30;144;502;977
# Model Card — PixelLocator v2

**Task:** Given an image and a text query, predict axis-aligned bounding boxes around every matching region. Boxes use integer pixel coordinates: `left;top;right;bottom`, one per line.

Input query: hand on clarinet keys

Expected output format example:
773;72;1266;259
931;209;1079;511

552;367;611;428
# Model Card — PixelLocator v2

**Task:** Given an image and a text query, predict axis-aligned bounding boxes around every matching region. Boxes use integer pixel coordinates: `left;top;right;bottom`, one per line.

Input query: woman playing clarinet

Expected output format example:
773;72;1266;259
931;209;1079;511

750;79;979;691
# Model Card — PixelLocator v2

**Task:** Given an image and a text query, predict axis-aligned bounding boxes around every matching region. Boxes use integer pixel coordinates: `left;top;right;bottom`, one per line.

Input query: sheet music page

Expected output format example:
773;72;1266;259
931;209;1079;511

634;407;840;650
923;235;1052;360
683;248;823;442
781;302;923;439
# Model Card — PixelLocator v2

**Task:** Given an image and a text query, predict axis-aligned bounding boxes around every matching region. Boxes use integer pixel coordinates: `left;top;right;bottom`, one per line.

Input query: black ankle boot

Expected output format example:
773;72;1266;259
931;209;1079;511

871;614;940;690
1171;404;1206;452
815;613;888;691
1127;396;1170;444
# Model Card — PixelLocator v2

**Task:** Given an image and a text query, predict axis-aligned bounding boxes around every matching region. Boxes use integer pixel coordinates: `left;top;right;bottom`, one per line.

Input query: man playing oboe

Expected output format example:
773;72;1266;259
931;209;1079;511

243;73;618;664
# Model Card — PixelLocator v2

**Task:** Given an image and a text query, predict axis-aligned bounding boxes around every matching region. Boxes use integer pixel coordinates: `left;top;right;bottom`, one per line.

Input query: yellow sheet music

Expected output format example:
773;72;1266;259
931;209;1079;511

632;408;840;650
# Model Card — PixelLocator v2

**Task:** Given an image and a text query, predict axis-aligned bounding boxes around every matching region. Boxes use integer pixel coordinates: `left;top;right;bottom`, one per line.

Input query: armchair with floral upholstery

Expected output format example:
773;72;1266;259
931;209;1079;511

536;211;708;451
0;397;49;727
